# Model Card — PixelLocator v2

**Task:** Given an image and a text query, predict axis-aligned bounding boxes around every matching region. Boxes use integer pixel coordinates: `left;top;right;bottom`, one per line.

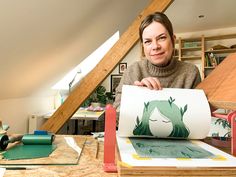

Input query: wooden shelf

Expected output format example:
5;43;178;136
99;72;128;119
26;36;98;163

182;47;202;51
181;56;201;60
204;34;236;78
181;37;201;42
205;48;236;54
205;34;236;41
176;34;236;79
204;66;215;69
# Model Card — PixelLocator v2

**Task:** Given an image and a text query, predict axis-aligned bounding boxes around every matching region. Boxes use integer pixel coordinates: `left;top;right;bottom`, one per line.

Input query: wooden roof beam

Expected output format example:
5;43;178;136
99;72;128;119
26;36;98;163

40;0;174;133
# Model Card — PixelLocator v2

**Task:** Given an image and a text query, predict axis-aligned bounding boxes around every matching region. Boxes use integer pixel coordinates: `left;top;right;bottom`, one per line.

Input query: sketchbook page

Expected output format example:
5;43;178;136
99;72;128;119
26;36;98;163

118;85;211;139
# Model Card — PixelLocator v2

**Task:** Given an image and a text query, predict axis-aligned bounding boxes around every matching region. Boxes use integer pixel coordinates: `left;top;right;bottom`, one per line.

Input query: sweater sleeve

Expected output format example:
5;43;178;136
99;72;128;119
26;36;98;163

192;65;202;88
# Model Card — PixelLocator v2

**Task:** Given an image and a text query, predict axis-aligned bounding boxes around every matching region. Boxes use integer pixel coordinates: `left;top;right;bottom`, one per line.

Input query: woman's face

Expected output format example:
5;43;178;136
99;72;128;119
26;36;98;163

142;21;174;66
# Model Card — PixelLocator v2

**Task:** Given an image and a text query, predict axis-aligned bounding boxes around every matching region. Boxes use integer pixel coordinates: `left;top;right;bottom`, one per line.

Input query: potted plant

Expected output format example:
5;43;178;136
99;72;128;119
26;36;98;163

81;85;114;108
211;118;231;148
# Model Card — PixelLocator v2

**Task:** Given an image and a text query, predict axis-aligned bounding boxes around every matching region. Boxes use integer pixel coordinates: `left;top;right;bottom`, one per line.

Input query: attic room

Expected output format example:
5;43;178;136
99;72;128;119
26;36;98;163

1;0;236;176
0;0;236;135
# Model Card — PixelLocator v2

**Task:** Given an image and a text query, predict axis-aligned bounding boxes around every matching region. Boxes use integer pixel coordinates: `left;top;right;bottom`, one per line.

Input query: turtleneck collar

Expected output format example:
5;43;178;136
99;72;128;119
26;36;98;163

146;58;178;77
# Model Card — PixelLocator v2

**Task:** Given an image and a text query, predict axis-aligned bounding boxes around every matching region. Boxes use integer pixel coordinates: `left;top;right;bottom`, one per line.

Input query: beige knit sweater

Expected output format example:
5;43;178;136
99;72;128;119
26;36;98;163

113;58;201;110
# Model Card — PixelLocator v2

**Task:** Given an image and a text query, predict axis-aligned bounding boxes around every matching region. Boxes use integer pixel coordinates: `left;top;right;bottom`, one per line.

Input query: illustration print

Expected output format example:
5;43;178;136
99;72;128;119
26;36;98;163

133;97;189;138
130;138;215;158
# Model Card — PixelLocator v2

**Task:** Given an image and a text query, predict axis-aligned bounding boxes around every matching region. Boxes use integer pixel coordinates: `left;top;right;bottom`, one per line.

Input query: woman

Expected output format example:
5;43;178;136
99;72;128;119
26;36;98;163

113;12;201;111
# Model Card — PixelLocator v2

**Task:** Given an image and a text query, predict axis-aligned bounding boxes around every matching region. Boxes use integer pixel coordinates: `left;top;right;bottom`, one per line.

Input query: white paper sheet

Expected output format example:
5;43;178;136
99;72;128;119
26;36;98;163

0;168;5;177
118;85;211;139
64;137;82;157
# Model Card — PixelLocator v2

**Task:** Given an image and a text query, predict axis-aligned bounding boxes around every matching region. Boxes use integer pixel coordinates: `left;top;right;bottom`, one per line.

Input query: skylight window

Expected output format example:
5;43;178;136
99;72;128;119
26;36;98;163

52;31;120;90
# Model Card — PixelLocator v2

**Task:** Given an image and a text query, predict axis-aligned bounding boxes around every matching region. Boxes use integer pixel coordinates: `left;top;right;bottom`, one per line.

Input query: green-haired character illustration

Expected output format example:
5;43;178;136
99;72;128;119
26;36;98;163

133;97;189;138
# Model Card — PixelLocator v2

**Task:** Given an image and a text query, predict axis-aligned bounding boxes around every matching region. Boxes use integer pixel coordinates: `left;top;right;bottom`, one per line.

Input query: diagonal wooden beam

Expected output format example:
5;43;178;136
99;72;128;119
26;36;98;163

40;0;174;133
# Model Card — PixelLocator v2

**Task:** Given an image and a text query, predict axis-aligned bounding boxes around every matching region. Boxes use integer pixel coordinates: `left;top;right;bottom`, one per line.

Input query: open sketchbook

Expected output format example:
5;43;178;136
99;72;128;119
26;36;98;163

117;85;236;169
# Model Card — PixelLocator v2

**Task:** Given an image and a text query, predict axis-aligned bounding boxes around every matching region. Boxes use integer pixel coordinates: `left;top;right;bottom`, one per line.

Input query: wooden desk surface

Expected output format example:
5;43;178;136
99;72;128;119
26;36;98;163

3;136;233;177
43;109;105;121
3;136;117;177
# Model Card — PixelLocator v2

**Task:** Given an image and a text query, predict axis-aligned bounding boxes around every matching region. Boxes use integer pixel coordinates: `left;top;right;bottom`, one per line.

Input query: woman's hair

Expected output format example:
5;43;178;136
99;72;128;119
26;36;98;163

139;12;175;57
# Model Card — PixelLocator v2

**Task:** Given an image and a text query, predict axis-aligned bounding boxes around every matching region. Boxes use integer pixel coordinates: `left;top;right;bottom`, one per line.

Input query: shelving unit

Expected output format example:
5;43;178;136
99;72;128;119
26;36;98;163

175;34;236;79
204;34;236;78
176;36;205;79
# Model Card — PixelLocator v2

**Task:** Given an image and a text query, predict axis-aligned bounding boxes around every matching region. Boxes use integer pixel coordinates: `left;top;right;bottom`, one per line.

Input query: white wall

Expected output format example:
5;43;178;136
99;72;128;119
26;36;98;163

1;26;236;134
0;95;54;134
102;43;141;92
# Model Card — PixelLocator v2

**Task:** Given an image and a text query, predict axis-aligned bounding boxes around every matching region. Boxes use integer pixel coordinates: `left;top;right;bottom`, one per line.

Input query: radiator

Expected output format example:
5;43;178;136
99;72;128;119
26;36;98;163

28;114;46;134
28;114;75;134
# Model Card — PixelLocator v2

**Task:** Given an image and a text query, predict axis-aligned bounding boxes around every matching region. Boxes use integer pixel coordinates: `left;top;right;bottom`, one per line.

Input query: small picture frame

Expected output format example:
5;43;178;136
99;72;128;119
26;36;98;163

119;62;127;74
110;74;122;95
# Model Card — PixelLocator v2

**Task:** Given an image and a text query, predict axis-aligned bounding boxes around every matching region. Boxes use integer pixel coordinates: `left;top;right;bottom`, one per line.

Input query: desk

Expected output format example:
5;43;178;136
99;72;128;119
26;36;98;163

2;136;234;177
3;136;117;177
43;108;105;134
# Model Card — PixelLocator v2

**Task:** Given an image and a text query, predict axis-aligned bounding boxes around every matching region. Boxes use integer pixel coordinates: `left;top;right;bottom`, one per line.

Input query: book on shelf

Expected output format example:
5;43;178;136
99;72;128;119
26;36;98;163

205;53;225;67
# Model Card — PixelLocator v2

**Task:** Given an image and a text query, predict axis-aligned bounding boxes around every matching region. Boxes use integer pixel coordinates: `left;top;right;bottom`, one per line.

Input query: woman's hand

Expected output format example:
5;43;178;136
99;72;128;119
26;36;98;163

134;77;162;90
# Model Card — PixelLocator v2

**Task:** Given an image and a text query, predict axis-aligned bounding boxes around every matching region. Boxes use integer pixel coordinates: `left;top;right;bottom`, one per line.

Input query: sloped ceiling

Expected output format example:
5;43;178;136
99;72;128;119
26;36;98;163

0;0;236;99
0;0;151;99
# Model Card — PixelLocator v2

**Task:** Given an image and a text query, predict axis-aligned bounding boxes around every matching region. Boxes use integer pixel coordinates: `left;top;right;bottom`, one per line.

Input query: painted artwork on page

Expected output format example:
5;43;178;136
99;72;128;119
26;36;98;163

118;85;211;139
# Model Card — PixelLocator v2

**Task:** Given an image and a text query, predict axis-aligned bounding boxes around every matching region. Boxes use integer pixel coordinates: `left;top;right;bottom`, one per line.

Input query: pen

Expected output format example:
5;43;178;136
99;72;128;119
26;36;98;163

4;166;41;170
95;140;99;159
6;167;27;170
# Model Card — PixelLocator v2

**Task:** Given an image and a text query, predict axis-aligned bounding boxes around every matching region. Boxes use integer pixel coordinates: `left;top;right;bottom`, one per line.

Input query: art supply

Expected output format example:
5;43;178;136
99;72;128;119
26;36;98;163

0;121;9;136
0;135;8;150
64;137;82;156
0;120;3;134
0;133;54;151
3;144;56;160
0;134;23;151
0;136;86;165
2;133;56;160
0;167;5;177
34;130;48;135
103;104;117;172
95;140;99;159
22;134;54;145
111;86;236;176
118;85;211;139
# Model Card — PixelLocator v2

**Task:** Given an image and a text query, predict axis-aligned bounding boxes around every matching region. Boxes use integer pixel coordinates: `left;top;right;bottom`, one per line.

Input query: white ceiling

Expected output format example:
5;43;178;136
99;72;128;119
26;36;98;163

166;0;236;33
0;0;236;99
